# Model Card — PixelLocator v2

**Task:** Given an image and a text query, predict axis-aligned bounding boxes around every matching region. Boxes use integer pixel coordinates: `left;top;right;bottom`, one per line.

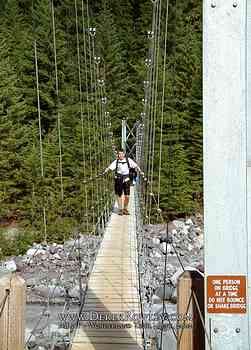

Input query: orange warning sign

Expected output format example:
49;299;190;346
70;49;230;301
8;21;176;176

207;276;246;313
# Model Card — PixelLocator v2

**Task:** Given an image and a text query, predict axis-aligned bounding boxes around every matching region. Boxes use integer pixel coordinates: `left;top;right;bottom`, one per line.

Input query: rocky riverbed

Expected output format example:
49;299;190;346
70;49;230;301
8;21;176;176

139;214;204;348
1;215;203;350
1;234;101;349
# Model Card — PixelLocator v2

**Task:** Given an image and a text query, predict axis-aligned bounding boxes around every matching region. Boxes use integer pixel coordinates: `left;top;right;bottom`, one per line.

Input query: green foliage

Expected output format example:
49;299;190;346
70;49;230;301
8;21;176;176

0;228;35;258
143;0;202;218
0;0;202;255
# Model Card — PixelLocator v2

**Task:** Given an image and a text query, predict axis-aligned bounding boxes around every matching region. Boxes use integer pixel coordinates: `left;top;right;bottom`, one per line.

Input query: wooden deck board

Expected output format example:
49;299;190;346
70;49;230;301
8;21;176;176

71;344;143;350
72;189;142;349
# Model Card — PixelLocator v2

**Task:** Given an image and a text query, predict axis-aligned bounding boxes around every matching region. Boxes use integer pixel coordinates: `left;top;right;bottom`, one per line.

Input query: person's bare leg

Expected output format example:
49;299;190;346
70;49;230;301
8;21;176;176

123;195;130;214
117;195;123;215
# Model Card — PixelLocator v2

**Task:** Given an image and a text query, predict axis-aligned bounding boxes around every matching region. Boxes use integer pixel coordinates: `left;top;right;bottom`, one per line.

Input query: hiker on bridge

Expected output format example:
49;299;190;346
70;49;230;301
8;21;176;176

102;150;144;215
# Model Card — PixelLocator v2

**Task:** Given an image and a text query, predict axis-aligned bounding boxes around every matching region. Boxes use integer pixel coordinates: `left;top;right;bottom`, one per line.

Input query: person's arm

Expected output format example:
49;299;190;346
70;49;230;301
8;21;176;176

128;158;144;176
100;160;117;176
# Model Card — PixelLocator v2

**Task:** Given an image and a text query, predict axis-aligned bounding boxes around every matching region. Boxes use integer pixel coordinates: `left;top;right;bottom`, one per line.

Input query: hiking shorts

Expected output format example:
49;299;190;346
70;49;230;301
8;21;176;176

114;175;130;197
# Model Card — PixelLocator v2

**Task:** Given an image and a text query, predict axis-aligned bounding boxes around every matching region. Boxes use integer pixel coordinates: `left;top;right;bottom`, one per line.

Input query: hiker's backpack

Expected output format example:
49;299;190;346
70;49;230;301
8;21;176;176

125;156;137;184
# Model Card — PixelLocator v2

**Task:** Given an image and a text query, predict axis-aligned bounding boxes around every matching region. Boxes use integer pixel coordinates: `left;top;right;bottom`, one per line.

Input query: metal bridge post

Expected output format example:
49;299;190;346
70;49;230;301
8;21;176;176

247;0;251;341
122;118;127;153
204;0;249;349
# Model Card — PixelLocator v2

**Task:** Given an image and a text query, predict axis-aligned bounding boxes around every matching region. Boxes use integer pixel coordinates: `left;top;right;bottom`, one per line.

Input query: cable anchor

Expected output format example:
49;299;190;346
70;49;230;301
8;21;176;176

143;80;150;88
89;27;96;37
145;58;152;66
147;30;154;39
97;79;105;86
94;56;101;65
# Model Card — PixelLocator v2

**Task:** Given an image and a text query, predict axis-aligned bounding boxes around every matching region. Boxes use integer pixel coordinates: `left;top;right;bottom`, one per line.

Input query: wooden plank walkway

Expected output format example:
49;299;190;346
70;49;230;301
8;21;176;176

71;188;143;349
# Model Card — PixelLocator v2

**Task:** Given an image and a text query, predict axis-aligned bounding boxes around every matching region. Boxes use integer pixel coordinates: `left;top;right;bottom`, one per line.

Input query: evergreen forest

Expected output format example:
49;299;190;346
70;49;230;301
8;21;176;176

0;0;202;257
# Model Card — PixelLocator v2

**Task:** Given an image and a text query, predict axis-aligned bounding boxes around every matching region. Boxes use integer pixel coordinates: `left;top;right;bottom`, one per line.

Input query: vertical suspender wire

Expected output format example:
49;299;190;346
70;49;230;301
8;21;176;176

144;5;156;176
140;117;144;208
98;83;106;215
146;0;159;223
158;0;169;207
146;1;158;220
91;41;102;231
142;88;150;216
47;1;60;326
144;1;157;221
102;87;113;213
35;4;51;326
51;0;64;203
149;0;162;221
143;8;155;214
102;94;111;222
143;61;152;173
160;0;178;348
167;0;177;209
97;79;107;224
142;81;150;214
146;0;158;192
34;40;47;242
67;7;75;108
103;91;112;219
143;15;153;212
81;0;93;233
148;0;160;222
35;42;44;179
96;77;105;234
159;1;171;347
97;82;107;216
74;0;89;233
86;0;96;232
146;4;157;170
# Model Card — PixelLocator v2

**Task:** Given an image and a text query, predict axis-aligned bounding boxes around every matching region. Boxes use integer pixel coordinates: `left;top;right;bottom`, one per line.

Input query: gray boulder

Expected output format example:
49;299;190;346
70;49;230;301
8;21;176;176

155;283;174;301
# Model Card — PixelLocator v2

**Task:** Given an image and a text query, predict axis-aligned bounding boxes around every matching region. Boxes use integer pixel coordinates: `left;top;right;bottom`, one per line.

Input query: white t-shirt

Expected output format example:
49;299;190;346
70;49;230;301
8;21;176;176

107;157;138;175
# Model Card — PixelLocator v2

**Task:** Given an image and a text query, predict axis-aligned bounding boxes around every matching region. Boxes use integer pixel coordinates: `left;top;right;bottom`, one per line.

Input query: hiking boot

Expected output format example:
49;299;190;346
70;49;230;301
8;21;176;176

123;209;130;215
118;209;123;215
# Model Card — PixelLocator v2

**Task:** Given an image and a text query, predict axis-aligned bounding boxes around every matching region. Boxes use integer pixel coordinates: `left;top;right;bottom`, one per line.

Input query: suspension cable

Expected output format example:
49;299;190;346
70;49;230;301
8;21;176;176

86;0;96;231
92;41;102;228
51;0;64;202
97;78;107;225
102;88;114;213
160;0;179;347
74;0;89;232
27;1;112;347
144;1;158;222
149;0;162;221
81;0;93;232
74;0;88;307
34;40;47;242
158;0;169;207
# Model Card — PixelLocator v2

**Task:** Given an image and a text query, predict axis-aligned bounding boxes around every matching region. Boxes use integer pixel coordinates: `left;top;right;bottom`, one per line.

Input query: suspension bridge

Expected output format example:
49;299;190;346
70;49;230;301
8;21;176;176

0;0;251;350
71;188;143;350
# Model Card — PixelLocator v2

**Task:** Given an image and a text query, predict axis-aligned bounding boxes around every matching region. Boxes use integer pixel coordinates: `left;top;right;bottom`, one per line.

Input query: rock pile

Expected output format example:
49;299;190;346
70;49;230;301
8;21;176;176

140;216;204;341
1;234;101;350
3;235;101;304
1;215;203;349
